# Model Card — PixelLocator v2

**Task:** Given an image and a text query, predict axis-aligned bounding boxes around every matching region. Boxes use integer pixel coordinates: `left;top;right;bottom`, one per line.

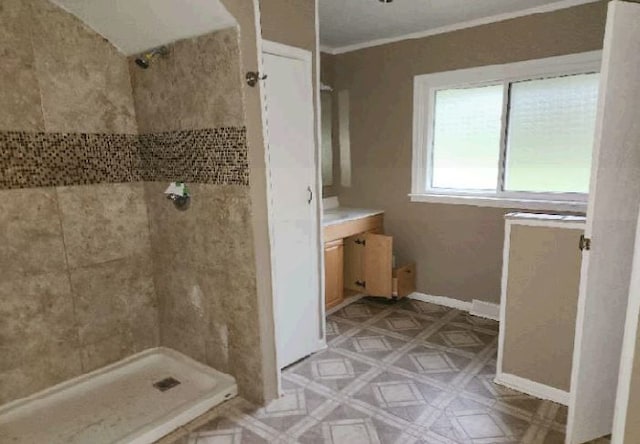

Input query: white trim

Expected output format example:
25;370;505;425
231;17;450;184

326;293;366;315
313;0;327;349
505;220;586;231
408;292;501;322
322;0;601;55
411;50;601;210
409;193;587;212
505;215;586;231
408;292;473;312
470;300;500;321
494;373;570;406
496;220;512;378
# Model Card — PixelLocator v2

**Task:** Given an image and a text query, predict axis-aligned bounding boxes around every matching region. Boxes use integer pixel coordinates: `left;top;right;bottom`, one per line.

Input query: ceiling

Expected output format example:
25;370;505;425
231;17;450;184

50;0;236;55
319;0;599;52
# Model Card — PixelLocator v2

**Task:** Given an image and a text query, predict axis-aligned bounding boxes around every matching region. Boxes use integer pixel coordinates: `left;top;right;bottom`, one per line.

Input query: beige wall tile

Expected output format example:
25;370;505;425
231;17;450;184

0;351;83;405
0;265;83;404
29;0;137;134
205;323;230;374
70;255;157;348
0;0;44;132
80;332;135;373
0;188;67;277
0;272;77;373
0;0;273;407
130;28;244;133
146;182;262;397
145;183;248;269
56;183;151;268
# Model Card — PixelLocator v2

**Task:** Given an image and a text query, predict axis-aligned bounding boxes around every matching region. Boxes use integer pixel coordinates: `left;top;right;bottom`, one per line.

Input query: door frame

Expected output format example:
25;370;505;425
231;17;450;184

261;40;326;375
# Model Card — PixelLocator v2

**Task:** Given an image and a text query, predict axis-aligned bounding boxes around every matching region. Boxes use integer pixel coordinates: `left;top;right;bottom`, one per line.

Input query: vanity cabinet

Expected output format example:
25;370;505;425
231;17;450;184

323;213;416;310
324;239;344;310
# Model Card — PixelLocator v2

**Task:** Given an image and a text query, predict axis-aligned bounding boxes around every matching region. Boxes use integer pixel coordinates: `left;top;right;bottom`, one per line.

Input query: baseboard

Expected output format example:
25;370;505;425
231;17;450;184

408;292;473;311
494;372;570;406
326;293;365;315
470;300;501;321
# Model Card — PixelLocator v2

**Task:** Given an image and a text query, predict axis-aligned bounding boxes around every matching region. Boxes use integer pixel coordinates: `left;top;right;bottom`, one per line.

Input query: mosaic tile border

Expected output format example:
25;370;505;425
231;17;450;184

138;127;248;185
0;127;248;189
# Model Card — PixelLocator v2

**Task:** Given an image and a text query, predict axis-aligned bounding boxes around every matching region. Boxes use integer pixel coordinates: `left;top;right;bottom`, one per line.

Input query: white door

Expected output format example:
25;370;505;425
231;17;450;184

611;209;640;443
262;42;321;369
567;2;640;443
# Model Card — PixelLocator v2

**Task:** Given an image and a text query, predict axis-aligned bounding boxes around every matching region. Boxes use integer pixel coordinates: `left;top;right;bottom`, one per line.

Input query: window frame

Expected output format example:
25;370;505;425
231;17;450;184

410;51;602;211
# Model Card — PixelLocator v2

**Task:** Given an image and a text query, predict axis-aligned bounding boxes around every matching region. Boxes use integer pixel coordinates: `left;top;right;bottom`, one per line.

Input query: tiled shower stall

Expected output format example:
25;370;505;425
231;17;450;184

0;0;265;407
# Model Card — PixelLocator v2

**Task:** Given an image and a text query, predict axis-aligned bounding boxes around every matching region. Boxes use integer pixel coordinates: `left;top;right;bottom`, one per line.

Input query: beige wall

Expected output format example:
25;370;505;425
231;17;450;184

0;0;157;404
0;0;137;134
129;28;266;403
259;0;315;51
333;1;607;303
502;223;583;392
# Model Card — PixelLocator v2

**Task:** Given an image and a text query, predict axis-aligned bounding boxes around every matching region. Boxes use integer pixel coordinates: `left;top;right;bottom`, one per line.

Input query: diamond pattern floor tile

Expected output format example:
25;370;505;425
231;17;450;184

161;297;583;444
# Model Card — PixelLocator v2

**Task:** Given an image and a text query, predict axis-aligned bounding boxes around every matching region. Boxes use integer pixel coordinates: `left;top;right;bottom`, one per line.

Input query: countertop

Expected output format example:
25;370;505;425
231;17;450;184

322;207;384;227
505;212;586;225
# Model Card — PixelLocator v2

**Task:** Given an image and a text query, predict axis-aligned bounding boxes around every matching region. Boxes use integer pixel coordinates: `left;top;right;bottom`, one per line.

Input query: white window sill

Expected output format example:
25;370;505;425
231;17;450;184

409;193;587;213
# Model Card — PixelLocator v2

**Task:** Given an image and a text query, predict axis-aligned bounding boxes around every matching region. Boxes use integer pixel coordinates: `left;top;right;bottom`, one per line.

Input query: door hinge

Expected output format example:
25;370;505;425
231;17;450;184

579;235;591;251
355;238;366;246
355;280;366;288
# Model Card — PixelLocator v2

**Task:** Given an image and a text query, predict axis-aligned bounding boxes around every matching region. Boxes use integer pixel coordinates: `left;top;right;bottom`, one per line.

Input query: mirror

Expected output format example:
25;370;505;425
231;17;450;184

321;90;333;187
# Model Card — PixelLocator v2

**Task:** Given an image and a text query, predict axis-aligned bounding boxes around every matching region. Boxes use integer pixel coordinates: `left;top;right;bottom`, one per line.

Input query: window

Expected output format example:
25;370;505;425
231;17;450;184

411;51;601;211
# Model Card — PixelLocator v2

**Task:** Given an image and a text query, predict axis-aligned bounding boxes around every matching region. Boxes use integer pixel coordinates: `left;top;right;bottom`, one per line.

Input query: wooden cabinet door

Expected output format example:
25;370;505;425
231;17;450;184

363;233;393;297
344;227;386;293
344;234;365;292
324;239;344;310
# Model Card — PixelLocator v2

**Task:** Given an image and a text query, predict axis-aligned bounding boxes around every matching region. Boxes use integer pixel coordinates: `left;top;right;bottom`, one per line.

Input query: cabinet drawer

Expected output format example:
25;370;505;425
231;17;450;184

392;263;416;298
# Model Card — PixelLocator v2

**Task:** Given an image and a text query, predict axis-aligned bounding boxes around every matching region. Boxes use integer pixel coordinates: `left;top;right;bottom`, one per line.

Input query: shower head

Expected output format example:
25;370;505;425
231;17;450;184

134;46;168;69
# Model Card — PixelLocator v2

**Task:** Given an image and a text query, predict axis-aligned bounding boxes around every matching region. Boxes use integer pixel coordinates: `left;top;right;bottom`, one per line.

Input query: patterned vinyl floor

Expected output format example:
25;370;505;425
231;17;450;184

159;297;605;444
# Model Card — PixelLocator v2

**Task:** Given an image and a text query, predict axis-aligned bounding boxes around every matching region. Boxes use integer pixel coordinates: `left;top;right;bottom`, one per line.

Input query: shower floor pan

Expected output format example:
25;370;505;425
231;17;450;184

0;347;237;444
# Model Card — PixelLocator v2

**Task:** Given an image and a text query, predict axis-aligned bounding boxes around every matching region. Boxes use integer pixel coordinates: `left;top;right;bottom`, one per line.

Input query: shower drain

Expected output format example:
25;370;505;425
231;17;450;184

153;377;181;392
